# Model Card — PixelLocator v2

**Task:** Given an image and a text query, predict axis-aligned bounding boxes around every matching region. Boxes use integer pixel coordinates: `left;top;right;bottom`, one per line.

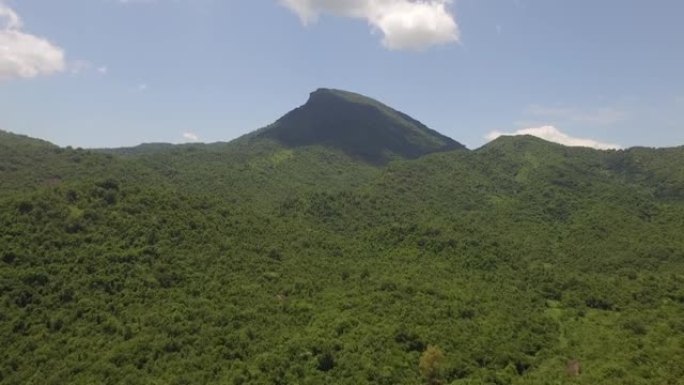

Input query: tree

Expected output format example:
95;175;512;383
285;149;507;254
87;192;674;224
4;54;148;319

419;345;445;385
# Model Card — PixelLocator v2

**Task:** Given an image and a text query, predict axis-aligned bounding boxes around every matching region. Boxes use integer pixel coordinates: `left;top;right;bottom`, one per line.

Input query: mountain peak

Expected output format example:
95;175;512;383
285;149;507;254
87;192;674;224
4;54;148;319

481;134;563;150
307;88;385;106
253;89;465;163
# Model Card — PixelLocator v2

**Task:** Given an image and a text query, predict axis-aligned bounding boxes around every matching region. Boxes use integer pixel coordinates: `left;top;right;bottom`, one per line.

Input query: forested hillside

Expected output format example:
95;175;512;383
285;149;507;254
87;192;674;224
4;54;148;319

1;91;683;385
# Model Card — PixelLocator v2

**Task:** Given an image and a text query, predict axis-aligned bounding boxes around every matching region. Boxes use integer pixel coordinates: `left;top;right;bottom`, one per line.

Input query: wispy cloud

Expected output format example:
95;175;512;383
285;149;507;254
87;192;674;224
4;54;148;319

280;0;459;51
486;125;621;150
67;60;109;76
0;2;20;29
68;60;91;75
0;2;66;80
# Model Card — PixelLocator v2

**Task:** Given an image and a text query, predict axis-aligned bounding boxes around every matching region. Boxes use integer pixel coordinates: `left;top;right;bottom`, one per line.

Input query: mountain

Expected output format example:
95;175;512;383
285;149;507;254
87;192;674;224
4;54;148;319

249;88;465;163
0;130;155;195
1;96;684;385
0;130;57;149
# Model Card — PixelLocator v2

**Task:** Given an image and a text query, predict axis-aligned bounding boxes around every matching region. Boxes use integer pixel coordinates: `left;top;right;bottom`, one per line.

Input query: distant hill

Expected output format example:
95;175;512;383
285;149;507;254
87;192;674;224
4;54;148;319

248;88;465;163
0;129;57;149
96;143;178;156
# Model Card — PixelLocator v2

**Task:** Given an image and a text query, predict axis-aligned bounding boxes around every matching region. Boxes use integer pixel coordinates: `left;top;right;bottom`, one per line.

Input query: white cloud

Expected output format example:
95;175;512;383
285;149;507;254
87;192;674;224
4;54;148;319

182;132;199;142
136;83;148;92
97;66;108;75
0;3;20;29
485;125;621;150
280;0;459;51
0;2;66;80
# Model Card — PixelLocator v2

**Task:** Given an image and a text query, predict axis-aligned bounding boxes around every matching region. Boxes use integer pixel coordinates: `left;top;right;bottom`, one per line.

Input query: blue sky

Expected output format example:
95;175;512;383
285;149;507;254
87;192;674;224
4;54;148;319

0;0;682;149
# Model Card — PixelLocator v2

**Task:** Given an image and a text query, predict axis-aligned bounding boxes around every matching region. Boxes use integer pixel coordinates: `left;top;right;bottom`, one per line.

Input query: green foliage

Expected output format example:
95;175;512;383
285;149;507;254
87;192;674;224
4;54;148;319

1;130;683;384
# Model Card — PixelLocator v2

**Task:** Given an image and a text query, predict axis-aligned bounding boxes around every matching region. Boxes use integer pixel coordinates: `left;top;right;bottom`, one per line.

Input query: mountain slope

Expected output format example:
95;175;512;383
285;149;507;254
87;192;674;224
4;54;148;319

0;131;162;196
250;88;465;163
0;130;57;150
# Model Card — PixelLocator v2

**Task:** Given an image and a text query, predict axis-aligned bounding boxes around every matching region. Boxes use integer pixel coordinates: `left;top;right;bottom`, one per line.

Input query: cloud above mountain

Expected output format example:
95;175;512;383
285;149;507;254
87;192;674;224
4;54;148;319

182;132;200;142
0;2;65;80
280;0;459;51
486;126;621;150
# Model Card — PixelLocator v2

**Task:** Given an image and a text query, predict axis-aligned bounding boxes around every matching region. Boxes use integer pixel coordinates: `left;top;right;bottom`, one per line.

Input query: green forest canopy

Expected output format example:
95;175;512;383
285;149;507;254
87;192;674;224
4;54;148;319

1;122;684;385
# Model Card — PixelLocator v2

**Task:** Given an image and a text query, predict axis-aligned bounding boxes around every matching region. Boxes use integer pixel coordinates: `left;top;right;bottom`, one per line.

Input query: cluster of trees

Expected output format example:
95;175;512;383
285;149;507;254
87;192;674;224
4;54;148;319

1;131;683;384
